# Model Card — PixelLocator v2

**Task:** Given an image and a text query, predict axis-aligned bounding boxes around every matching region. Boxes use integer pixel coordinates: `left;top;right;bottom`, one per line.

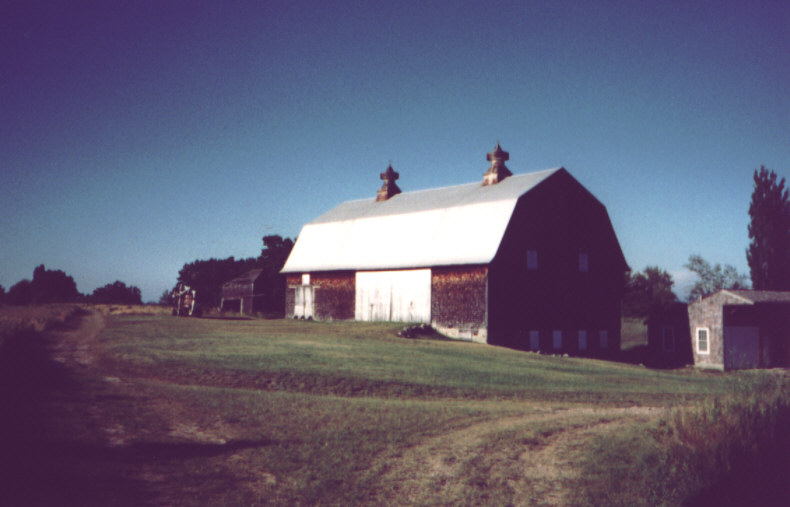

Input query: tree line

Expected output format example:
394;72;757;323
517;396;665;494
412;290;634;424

160;235;294;315
623;165;789;317
0;265;142;306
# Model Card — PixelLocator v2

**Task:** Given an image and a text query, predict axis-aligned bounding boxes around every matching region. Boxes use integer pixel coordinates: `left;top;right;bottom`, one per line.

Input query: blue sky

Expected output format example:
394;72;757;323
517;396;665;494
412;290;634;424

2;0;788;302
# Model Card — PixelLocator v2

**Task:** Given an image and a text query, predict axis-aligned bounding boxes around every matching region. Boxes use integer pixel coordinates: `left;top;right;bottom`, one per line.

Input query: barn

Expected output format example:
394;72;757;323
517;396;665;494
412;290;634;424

688;289;790;370
220;269;267;315
281;144;628;355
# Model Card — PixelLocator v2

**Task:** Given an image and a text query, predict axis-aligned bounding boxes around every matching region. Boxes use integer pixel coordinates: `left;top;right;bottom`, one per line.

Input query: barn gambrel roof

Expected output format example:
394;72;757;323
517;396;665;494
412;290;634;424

282;168;570;273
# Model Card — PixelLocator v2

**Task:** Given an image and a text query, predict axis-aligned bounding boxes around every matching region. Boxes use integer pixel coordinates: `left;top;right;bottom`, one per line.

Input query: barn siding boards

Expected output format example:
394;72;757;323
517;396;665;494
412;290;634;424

221;269;268;316
431;266;488;342
355;269;431;323
286;272;355;320
646;303;694;367
486;171;626;354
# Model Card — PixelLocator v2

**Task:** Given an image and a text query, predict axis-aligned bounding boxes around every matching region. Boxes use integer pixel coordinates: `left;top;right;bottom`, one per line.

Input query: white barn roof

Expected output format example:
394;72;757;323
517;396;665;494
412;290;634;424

282;168;562;273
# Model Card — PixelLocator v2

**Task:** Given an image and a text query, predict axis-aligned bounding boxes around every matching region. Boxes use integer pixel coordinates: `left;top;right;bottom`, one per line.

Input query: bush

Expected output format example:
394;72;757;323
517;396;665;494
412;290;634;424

578;374;790;506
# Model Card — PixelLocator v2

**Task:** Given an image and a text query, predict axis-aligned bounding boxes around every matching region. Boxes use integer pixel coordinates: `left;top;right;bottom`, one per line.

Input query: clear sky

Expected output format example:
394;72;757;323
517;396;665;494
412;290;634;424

2;0;788;302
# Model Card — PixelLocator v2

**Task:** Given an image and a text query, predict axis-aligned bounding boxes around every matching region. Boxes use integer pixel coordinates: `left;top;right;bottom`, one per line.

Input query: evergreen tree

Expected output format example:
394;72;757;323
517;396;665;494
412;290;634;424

747;166;790;290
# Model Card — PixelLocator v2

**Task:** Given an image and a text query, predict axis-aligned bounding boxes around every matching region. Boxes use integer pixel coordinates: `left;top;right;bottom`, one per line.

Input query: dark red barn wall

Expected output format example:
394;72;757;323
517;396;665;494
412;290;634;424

488;170;627;356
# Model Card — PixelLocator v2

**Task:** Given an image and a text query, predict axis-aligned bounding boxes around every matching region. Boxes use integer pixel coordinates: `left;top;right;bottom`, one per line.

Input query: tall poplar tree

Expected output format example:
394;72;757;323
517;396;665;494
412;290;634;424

746;166;790;290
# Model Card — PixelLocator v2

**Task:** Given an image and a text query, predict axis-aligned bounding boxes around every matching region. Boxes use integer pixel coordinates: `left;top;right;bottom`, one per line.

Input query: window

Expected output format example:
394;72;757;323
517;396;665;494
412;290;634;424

599;330;609;349
578;253;589;272
301;273;311;286
662;327;675;352
696;328;709;354
526;250;538;270
529;330;540;351
578;330;588;351
553;330;562;350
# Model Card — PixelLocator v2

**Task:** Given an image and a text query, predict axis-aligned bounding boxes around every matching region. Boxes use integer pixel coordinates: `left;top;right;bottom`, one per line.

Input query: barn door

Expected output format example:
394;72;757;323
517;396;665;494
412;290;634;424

355;270;430;323
724;326;760;370
294;285;314;319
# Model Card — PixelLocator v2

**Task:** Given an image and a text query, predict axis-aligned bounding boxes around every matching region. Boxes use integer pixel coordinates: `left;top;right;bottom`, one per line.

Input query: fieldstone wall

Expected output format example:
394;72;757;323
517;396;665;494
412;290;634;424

687;292;744;369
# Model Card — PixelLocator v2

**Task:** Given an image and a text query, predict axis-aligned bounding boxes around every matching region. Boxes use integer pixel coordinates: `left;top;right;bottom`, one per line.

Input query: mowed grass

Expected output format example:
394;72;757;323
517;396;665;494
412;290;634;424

101;315;735;403
7;310;781;505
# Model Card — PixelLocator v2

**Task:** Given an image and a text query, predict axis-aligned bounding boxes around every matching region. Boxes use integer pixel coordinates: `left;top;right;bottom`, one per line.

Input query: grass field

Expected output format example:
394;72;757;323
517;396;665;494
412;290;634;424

1;308;787;505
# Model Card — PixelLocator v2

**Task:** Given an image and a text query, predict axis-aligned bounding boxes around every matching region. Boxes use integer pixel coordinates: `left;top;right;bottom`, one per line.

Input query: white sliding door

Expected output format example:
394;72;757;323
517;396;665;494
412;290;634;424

355;269;431;323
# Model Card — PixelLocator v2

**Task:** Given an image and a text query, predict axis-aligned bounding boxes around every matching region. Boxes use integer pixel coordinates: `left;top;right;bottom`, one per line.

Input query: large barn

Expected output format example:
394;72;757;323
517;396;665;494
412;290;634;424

281;144;628;355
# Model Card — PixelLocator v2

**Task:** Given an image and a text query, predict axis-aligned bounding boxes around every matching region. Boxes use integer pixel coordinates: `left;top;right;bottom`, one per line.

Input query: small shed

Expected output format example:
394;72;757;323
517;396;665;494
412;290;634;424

220;269;266;315
645;302;693;368
688;290;790;370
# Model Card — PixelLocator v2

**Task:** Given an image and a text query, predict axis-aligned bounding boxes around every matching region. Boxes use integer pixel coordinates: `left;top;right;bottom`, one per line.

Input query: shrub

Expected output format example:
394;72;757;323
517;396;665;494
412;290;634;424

578;374;790;506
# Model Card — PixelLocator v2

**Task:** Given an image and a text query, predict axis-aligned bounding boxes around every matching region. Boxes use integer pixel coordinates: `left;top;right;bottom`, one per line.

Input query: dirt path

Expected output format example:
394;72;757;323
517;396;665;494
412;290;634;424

369;405;663;506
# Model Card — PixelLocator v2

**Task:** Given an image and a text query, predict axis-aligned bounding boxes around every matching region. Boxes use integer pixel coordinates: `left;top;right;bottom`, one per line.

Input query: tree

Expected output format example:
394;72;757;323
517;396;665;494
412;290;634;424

0;284;5;305
6;280;33;306
685;255;749;301
176;256;259;308
158;289;174;306
30;264;81;304
747;166;790;290
622;267;677;317
6;265;81;305
89;281;143;305
256;235;295;315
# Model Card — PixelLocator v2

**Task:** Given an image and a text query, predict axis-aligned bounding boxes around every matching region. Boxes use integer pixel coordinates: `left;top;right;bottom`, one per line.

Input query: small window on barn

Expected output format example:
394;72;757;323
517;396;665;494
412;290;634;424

526;250;538;270
578;253;589;272
553;330;562;350
696;328;709;354
578;330;588;351
529;330;540;351
301;274;310;286
599;330;609;349
662;327;675;352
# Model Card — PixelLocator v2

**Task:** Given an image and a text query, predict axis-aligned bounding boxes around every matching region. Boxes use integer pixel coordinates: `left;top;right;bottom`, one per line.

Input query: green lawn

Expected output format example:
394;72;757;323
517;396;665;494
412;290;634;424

101;315;734;403
4;311;782;505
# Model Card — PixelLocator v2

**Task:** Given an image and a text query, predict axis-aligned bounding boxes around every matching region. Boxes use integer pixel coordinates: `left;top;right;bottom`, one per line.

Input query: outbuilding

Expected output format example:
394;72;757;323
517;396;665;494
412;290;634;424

688;289;790;370
281;144;628;355
645;302;694;368
220;269;267;315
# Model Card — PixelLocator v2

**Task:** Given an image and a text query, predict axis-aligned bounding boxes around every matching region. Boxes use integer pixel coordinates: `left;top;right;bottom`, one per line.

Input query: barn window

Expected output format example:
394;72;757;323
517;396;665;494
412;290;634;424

578;253;589;272
526;250;538;270
529;330;540;351
696;328;709;354
599;330;609;348
553;330;562;350
578;330;588;351
662;327;675;352
301;274;310;285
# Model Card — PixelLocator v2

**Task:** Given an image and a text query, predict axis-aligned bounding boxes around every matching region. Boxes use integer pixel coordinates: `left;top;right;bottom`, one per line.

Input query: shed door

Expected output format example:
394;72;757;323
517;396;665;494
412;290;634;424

724;326;760;370
355;270;430;323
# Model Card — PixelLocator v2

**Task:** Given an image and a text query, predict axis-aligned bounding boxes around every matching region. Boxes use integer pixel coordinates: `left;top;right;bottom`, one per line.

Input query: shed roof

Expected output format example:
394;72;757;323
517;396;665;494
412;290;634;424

222;269;264;298
281;168;563;273
720;290;790;304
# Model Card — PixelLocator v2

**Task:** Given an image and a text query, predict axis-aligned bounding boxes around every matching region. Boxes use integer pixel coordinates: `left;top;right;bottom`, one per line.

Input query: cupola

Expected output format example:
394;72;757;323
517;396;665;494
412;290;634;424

376;164;401;201
483;142;513;186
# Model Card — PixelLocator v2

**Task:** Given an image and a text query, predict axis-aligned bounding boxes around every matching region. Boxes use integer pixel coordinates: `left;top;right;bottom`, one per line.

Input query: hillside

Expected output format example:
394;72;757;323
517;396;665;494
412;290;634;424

1;308;785;505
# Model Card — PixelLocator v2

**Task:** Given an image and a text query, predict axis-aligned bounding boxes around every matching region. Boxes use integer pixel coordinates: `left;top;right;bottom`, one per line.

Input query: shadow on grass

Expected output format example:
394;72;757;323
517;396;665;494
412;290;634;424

0;326;272;506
